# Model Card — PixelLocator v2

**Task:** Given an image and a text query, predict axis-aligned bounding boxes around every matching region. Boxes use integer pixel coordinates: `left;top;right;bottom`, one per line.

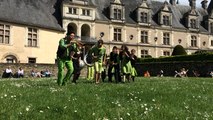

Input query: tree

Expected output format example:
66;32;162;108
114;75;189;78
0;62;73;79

172;45;187;56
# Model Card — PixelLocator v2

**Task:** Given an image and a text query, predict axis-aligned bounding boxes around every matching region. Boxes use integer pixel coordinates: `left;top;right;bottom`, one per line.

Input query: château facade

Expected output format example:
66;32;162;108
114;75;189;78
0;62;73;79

0;0;213;63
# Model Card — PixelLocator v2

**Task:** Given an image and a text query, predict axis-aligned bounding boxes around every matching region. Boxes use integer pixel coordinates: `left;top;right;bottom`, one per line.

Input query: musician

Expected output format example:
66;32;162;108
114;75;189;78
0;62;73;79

130;49;137;82
119;45;132;82
71;46;82;84
108;46;121;83
56;32;78;86
90;39;106;84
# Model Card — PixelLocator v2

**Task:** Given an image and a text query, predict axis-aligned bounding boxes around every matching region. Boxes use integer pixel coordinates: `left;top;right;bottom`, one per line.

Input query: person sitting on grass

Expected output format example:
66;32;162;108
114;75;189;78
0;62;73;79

144;71;150;77
210;71;213;78
4;66;13;78
174;68;188;78
44;69;52;77
17;67;24;78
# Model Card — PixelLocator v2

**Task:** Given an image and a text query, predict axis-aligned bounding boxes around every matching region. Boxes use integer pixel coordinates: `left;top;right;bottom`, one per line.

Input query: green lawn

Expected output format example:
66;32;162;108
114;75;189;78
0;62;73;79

0;77;212;120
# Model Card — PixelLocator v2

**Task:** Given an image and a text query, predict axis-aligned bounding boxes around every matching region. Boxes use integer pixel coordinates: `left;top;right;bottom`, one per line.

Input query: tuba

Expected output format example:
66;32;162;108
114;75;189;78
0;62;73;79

83;45;96;67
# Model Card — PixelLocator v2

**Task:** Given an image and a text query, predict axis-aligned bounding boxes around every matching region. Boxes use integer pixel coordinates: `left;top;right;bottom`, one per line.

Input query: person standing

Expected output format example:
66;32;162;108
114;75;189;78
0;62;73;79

108;46;120;83
72;51;81;84
130;49;137;82
90;39;106;84
56;32;77;86
119;45;132;82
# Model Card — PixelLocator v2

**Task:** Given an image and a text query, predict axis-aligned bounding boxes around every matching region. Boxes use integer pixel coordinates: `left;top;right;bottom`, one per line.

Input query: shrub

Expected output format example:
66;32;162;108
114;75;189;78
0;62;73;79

172;45;187;56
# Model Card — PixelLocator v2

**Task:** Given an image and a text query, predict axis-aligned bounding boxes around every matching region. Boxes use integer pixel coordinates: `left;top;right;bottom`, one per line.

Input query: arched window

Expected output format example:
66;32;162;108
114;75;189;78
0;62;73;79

4;55;17;63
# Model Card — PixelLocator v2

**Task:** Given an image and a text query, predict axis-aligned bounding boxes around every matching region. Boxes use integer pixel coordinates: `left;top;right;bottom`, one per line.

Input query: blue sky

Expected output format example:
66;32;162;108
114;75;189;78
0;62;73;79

158;0;210;7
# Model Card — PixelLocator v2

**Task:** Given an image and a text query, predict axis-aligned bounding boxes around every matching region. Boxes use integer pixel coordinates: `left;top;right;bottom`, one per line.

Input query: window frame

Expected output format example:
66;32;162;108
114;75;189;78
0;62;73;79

82;9;90;16
141;31;148;44
211;40;213;46
141;49;149;58
163;15;170;26
27;28;38;47
210;22;213;34
163;51;170;56
140;12;148;23
68;7;77;15
190;19;197;29
113;28;122;42
28;58;36;64
0;23;10;44
191;35;197;47
163;32;170;45
114;8;122;20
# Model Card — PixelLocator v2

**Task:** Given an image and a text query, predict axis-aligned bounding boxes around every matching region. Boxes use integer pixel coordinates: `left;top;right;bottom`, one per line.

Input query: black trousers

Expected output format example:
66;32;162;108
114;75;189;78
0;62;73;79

108;65;121;83
72;60;80;82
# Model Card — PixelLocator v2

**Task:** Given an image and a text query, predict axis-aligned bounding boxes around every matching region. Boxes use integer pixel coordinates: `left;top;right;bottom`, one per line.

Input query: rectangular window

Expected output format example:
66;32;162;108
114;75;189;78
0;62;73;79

163;33;170;45
141;31;148;43
0;24;10;44
28;58;36;63
141;12;148;23
82;9;90;16
190;19;197;29
163;51;170;56
210;23;213;34
114;28;122;41
191;35;197;47
114;9;122;20
141;50;148;58
163;15;170;26
28;28;38;47
68;7;77;14
211;40;213;46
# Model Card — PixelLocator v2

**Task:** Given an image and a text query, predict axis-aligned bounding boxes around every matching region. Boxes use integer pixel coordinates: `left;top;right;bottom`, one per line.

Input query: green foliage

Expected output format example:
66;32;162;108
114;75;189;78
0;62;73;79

0;78;213;119
172;45;187;56
137;52;213;63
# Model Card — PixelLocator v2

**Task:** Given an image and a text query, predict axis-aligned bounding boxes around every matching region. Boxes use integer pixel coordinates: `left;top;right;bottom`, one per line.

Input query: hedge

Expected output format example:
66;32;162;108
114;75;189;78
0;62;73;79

137;52;213;63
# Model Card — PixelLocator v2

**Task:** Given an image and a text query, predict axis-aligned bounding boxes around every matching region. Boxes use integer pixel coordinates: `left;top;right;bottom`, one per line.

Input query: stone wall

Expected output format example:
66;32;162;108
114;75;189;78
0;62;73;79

1;61;213;78
0;63;87;78
135;61;213;77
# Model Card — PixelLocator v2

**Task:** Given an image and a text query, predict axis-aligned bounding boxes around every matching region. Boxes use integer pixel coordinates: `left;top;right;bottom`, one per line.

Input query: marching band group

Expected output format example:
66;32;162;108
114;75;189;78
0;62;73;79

56;32;137;86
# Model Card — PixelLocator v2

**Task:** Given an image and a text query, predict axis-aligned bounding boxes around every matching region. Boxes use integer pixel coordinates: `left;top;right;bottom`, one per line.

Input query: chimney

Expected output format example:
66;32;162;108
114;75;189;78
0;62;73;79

176;0;179;4
189;0;196;10
201;0;208;10
170;0;176;5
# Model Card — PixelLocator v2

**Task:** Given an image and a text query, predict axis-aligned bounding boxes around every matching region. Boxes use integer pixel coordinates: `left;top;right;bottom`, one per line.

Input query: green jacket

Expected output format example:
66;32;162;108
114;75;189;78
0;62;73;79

57;38;78;60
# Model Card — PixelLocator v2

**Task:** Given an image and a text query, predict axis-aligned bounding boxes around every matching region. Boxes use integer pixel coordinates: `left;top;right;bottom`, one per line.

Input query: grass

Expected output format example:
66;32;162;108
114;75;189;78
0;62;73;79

0;77;213;120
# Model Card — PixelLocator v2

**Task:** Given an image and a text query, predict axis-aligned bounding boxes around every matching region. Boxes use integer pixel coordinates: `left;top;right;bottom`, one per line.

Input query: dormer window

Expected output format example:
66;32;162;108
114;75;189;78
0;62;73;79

137;0;151;25
141;12;148;23
114;9;122;20
158;1;172;26
68;7;77;14
163;15;170;26
210;22;213;34
110;0;125;22
190;19;197;29
82;9;90;16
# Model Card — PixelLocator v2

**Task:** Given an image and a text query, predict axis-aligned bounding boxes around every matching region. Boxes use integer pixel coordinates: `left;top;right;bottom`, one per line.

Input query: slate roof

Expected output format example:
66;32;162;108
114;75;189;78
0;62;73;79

0;0;64;31
0;0;212;33
84;0;212;32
